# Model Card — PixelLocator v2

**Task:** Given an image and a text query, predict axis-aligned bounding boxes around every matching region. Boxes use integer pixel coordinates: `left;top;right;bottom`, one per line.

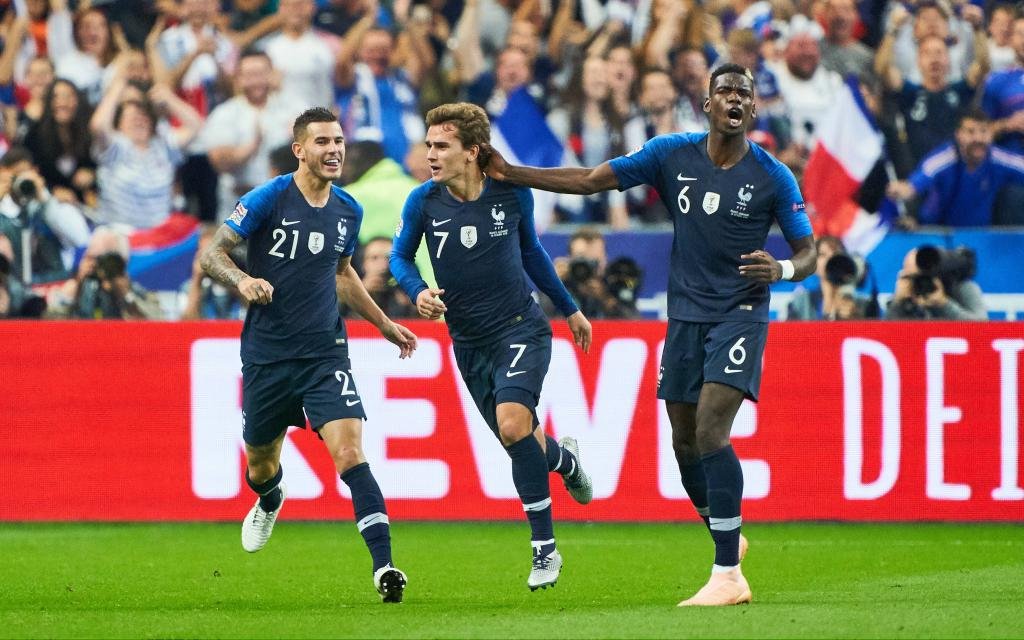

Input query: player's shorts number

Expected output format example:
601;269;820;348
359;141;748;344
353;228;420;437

509;343;527;368
729;337;747;365
269;228;299;259
335;370;356;396
433;231;449;259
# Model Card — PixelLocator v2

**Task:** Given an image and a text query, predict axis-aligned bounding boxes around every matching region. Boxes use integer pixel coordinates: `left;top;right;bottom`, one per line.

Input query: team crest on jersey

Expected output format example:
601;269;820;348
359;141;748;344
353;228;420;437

491;206;505;227
229;202;247;225
731;184;754;218
308;231;325;254
461;225;477;248
702;191;720;215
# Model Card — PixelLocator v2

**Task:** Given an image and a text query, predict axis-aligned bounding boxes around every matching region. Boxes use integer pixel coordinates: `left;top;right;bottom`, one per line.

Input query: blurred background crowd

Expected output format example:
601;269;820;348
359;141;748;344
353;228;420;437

0;0;1021;323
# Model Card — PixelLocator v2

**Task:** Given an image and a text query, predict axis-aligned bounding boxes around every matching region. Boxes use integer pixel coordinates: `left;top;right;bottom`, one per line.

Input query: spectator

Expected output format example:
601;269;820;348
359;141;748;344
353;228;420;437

724;28;787;147
337;22;428;164
346;235;416;319
818;0;874;78
157;0;236;113
886;0;979;86
49;226;162;319
342;140;433;281
53;6;119;104
403;141;431;182
263;0;341;110
640;0;706;73
887;109;1024;227
876;5;989;168
314;0;375;38
987;3;1017;73
547;55;644;227
2;0;74;86
22;78;96;205
90;74;202;230
202;49;304;223
983;13;1024;154
605;43;639;121
639;67;688;137
769;15;842;151
786;235;878;320
0;145;90;285
0;54;54;140
885;245;986;320
669;46;710;134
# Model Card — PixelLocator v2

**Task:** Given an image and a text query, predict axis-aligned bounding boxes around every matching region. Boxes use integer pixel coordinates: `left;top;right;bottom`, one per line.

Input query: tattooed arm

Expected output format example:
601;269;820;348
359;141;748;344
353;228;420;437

199;225;274;305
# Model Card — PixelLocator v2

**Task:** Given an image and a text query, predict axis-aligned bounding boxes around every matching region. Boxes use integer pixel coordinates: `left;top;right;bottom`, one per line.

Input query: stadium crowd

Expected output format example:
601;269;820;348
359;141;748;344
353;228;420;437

0;0;1018;320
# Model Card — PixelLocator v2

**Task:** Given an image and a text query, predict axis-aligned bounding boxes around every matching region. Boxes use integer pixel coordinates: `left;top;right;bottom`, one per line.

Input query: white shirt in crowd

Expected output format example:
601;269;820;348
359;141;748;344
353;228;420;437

200;92;305;221
769;60;843;149
261;31;337;109
95;126;184;230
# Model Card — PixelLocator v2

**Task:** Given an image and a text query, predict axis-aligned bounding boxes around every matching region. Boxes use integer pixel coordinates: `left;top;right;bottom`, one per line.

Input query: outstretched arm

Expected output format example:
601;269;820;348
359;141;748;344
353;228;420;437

199;225;274;305
482;144;620;195
336;255;417;358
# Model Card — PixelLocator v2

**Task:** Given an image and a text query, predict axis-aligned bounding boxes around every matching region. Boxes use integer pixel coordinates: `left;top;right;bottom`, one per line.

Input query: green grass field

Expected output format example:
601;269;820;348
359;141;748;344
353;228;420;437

1;522;1020;639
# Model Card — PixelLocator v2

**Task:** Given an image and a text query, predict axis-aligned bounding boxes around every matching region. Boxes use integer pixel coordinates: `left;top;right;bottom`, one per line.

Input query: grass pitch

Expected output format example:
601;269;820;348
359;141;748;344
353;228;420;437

0;522;1020;639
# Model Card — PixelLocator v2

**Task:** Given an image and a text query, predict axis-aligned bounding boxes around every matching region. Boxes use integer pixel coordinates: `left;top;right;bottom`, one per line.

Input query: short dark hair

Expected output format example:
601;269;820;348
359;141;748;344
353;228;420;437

569;226;604;247
709;63;755;94
958;107;991;128
269;143;299;176
0;146;34;168
238;48;272;67
292;107;339;142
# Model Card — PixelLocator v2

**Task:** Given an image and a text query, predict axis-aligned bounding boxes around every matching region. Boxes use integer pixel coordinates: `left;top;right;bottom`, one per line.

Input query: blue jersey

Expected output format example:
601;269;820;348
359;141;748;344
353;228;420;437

609;132;812;323
390;178;578;345
982;69;1024;152
226;174;362;364
909;143;1024;226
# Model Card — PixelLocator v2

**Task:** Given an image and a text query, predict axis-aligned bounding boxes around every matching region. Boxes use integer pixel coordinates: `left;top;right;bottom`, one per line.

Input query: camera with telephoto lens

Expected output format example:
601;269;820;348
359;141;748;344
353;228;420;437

11;174;38;205
910;245;976;298
604;257;643;307
824;252;862;296
565;256;599;287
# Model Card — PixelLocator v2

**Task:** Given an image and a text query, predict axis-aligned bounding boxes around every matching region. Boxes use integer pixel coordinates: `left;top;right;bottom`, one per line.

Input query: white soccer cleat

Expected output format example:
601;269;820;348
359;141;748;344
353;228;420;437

241;484;286;553
559;436;593;505
528;548;562;591
374;565;408;603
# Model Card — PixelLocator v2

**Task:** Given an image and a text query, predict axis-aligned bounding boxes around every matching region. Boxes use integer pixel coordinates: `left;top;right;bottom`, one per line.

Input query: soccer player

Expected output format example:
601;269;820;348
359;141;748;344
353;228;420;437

482;64;817;606
199;107;416;603
389;103;594;591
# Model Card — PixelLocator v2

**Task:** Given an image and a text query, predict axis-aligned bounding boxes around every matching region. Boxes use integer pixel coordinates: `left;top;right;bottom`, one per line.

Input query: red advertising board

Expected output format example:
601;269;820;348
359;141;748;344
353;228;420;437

1;321;1021;522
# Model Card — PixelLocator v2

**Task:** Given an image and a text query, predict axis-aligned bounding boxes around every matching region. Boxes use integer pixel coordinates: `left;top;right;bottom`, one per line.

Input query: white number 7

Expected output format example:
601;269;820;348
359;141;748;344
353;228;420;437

509;343;527;368
433;231;449;259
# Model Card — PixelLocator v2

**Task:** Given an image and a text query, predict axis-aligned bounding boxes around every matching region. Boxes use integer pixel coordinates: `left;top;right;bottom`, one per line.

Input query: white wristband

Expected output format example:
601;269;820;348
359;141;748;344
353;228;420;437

779;259;795;281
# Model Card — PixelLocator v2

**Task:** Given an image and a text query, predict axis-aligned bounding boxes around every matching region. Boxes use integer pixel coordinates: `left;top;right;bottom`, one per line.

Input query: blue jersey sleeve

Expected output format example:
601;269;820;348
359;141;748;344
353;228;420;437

608;134;683;191
390;184;429;304
766;158;813;241
225;175;288;238
515;187;579;317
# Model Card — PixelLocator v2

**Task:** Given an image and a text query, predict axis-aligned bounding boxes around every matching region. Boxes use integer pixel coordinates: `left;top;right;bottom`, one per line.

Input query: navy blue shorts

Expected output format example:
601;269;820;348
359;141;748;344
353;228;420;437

241;355;367;446
453;315;552;436
658;320;768;404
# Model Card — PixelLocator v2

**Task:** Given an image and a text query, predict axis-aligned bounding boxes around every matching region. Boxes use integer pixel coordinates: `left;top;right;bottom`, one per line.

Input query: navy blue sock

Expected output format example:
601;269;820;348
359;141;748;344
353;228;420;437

677;460;711;530
246;465;283;512
506;434;554;545
544;435;579;479
340;462;392;572
702;445;744;567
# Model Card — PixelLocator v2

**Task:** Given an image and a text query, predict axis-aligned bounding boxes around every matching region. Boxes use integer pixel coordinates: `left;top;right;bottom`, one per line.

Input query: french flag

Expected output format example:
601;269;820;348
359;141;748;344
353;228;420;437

489;87;565;231
127;213;201;291
803;78;889;255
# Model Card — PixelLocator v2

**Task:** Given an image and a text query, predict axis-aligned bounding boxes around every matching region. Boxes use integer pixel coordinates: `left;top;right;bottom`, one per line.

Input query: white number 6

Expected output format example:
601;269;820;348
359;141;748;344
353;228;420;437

729;337;747;366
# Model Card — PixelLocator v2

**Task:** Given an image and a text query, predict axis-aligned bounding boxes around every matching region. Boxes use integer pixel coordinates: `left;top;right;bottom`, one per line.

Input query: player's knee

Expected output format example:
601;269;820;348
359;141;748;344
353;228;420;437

672;436;701;464
246;459;279;484
497;419;531;447
695;428;730;455
330;445;365;474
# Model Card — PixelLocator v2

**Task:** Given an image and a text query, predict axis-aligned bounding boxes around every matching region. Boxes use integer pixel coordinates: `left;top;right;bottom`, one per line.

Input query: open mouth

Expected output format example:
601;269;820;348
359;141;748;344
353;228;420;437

727;107;743;127
323;158;341;171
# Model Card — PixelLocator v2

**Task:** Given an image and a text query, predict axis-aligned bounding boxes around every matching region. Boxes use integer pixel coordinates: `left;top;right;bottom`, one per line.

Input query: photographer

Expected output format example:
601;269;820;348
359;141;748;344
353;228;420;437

886;245;987;320
787;236;879;320
552;227;642;319
344;236;416;320
49;227;161;320
0;147;90;286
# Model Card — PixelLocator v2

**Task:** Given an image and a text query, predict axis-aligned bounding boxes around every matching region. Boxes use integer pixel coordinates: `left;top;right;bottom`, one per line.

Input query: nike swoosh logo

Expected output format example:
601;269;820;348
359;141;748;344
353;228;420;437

506;370;527;378
346;399;362;406
724;367;743;374
432;218;452;227
677;174;697;181
281;219;300;226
